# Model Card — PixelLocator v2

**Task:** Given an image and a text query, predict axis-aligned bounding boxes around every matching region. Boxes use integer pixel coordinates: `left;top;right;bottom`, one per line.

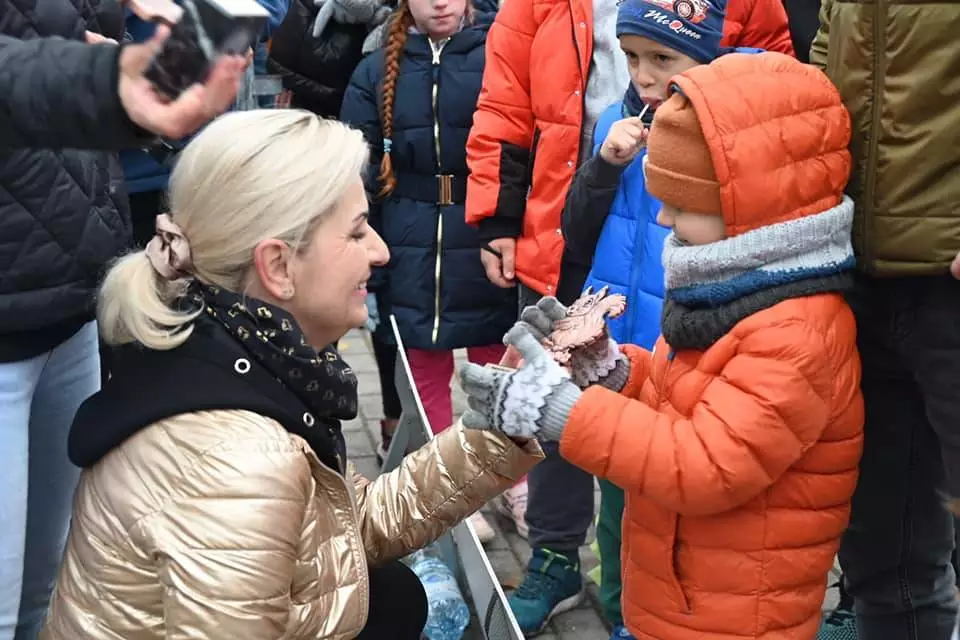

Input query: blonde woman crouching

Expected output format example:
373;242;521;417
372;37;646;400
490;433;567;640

38;110;542;640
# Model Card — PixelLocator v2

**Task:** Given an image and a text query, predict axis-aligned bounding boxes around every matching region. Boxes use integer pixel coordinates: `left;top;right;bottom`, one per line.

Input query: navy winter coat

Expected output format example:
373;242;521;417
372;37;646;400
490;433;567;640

341;13;516;351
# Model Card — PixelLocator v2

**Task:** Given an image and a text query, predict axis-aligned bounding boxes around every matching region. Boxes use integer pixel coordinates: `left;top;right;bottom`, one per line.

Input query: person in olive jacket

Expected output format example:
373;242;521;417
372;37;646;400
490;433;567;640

811;3;960;640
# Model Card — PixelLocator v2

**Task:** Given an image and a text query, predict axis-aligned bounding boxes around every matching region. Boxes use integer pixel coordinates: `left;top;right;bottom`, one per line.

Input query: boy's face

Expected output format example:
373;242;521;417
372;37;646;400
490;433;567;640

620;35;701;111
657;204;726;245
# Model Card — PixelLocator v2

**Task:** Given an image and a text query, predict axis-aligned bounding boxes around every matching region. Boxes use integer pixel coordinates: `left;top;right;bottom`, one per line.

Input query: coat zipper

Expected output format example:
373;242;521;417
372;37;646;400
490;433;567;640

624;172;651;342
568;0;586;164
430;38;448;344
862;0;884;271
657;348;676;407
309;454;371;633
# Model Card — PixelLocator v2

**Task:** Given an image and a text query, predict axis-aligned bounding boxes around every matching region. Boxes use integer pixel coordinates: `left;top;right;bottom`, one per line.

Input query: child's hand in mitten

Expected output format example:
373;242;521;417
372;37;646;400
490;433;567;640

458;325;580;442
520;297;630;391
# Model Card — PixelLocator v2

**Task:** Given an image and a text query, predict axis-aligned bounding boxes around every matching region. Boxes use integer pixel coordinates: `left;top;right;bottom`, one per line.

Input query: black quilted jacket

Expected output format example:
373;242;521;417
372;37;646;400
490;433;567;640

266;0;369;118
0;0;133;359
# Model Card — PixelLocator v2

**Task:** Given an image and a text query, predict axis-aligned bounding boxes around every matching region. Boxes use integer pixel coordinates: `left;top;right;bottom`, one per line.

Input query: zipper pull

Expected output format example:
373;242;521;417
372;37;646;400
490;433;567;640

430;38;448;65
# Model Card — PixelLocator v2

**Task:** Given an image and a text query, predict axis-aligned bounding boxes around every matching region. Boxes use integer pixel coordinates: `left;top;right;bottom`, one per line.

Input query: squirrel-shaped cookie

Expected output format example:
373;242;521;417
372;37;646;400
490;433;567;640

543;286;626;367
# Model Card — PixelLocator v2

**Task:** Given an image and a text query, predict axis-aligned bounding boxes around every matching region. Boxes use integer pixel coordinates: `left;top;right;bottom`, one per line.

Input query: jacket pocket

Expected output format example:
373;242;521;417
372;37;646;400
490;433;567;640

526;127;541;191
668;515;692;613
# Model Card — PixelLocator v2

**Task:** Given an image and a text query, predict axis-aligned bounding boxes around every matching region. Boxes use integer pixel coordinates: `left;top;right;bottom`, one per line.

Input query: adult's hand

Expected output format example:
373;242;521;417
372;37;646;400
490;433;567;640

85;31;117;45
480;237;517;288
118;26;246;140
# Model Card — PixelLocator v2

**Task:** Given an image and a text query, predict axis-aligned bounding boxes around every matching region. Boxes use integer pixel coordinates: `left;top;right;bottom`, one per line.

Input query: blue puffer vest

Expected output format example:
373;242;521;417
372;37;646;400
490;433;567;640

584;49;763;349
341;12;515;350
583;103;667;350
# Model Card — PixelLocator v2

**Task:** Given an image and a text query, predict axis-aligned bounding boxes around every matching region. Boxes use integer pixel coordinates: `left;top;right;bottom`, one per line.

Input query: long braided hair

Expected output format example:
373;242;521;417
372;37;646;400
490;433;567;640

377;2;474;197
377;6;414;197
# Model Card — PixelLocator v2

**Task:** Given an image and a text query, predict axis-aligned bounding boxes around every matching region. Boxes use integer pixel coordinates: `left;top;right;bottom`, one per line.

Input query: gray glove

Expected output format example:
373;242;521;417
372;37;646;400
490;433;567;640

312;0;392;37
458;324;581;442
362;19;389;53
363;292;380;332
521;297;630;391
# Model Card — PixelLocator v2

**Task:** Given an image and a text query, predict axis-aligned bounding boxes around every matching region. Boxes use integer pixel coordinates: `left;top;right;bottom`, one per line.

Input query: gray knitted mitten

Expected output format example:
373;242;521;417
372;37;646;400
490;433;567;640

361;19;390;53
312;0;391;37
458;325;581;442
520;297;630;391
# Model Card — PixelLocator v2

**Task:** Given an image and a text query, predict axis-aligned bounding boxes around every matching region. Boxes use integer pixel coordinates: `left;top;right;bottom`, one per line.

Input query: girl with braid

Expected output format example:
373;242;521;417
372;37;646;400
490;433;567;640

340;0;515;542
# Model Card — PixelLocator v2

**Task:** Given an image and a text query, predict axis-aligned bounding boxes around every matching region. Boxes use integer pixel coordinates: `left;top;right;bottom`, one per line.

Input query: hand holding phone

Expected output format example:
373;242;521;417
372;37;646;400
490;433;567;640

117;25;247;138
125;0;267;99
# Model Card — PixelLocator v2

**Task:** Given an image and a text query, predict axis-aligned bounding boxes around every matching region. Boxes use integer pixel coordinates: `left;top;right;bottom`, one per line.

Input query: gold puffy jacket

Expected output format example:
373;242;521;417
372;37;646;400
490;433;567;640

39;410;542;639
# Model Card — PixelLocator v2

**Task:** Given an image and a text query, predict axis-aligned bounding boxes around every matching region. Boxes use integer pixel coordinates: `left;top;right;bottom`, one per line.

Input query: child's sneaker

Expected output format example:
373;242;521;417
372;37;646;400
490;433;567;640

494;479;529;538
508;547;583;636
468;511;496;544
609;624;636;639
817;605;857;640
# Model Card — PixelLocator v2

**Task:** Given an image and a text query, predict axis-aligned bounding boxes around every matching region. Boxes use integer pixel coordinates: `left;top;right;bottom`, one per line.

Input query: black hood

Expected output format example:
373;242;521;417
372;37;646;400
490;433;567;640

70;316;346;471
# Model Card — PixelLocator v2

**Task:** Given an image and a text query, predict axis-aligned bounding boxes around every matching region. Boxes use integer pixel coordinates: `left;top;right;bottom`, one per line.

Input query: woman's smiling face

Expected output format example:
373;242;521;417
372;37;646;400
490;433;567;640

250;177;389;349
290;178;389;347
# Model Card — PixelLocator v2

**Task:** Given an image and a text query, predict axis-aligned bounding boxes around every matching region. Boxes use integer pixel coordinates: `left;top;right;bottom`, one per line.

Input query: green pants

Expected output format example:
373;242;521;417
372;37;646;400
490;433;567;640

597;478;626;626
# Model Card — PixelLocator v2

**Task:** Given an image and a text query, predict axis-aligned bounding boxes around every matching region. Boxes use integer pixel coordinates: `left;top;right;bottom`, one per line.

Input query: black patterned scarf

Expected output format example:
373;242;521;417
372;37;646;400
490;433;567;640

186;282;359;463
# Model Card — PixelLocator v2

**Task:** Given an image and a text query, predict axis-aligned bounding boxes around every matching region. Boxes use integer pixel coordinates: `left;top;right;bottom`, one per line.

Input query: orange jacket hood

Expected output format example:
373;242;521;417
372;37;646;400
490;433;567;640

669;52;851;237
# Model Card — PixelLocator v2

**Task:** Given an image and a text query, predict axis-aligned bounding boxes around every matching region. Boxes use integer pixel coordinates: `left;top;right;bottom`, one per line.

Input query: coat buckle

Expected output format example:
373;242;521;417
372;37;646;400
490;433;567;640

436;174;454;206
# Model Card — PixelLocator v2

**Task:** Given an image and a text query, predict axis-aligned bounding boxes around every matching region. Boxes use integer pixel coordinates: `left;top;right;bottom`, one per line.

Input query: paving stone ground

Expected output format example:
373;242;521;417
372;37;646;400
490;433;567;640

338;329;841;640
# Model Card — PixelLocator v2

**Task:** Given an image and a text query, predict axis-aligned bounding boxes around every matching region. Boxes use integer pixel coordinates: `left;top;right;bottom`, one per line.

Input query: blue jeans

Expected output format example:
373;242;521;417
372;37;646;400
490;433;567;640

0;322;100;640
841;276;960;640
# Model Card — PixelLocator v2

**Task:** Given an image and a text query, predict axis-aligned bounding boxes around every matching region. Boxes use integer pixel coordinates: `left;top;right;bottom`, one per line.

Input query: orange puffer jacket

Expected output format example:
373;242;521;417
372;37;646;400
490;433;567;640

465;0;793;296
558;54;863;639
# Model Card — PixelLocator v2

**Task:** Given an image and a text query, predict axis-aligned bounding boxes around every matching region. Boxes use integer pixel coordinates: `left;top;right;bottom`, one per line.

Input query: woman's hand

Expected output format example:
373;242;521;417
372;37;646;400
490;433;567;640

499;344;523;369
118;26;246;140
520;297;626;389
458;324;580;442
85;31;117;45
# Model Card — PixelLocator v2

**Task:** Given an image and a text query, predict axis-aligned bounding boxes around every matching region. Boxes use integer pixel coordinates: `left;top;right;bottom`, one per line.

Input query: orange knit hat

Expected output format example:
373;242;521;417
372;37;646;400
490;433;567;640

644;92;722;217
643;53;853;238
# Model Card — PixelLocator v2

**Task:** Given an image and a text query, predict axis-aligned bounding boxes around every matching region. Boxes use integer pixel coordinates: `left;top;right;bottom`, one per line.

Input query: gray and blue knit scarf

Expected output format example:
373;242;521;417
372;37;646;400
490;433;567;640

660;196;856;350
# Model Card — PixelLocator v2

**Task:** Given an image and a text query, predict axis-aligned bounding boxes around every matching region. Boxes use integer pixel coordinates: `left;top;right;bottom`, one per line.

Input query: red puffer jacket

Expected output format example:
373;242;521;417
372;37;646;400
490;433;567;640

465;0;793;296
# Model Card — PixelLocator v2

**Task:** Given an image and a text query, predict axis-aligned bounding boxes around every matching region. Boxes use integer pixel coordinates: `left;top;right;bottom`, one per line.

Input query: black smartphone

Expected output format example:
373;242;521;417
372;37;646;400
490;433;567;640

131;0;268;100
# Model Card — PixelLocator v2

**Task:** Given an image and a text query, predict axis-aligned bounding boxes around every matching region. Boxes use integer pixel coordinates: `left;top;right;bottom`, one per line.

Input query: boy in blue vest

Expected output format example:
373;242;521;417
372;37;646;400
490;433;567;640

560;0;728;635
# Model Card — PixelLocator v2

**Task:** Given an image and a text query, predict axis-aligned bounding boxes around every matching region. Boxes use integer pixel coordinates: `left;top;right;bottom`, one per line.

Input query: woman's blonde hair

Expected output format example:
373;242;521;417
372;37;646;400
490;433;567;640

99;110;369;351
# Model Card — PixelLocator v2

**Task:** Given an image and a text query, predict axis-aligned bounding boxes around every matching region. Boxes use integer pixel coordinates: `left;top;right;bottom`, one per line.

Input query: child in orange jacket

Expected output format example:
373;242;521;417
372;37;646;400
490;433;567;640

460;51;864;640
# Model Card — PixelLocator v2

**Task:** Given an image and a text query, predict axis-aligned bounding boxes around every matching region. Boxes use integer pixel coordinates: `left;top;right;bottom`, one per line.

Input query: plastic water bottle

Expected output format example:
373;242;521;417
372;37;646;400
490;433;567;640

408;543;470;640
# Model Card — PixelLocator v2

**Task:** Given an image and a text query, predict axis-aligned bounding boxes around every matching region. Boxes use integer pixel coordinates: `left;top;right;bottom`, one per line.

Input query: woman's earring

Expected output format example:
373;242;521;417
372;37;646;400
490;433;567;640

282;287;294;300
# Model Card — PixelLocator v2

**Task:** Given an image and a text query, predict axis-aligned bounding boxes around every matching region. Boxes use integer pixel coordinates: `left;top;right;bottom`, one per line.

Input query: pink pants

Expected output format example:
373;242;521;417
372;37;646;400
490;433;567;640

406;344;506;434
